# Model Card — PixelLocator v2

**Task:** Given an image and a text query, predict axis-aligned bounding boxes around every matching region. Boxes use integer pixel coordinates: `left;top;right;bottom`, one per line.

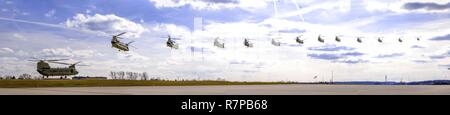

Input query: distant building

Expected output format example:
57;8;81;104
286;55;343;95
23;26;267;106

72;76;107;80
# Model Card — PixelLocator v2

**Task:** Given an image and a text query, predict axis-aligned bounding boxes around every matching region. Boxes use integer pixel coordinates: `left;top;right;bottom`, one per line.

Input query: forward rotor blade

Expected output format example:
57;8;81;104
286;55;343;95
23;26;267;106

73;61;82;65
46;59;69;62
31;57;40;60
48;61;71;65
172;38;181;40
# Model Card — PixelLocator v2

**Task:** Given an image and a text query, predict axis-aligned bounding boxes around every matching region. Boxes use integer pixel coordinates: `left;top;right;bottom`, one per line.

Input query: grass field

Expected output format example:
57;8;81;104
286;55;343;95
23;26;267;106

0;80;295;88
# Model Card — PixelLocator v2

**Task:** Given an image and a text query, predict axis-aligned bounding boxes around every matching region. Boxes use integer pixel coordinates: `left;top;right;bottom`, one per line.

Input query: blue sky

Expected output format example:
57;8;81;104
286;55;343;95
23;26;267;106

1;0;450;82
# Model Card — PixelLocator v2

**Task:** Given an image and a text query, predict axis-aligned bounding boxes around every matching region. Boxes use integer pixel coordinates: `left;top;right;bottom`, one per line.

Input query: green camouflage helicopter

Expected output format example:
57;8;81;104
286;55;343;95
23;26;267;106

214;37;225;48
165;35;179;49
28;58;85;79
244;38;254;48
111;32;135;51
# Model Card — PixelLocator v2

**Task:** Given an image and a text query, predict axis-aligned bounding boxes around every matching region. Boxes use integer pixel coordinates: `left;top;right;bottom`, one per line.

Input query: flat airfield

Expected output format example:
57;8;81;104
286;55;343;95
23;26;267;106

1;84;450;95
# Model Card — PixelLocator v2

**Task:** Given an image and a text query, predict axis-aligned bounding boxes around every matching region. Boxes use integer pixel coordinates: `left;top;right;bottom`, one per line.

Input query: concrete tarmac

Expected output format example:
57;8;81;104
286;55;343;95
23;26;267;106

1;84;450;95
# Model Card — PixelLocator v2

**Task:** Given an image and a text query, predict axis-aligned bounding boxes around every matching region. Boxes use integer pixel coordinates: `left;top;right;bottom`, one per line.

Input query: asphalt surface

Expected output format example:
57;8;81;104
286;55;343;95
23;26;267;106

1;84;450;95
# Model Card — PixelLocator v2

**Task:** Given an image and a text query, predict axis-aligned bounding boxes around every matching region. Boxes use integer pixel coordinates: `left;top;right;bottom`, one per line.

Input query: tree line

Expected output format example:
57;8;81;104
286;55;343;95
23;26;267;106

109;71;152;80
0;73;34;80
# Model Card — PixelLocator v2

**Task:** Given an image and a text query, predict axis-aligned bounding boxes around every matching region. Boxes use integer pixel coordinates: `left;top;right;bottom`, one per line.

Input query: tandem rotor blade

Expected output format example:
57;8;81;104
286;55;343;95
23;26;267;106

48;61;72;65
46;59;69;62
116;32;127;37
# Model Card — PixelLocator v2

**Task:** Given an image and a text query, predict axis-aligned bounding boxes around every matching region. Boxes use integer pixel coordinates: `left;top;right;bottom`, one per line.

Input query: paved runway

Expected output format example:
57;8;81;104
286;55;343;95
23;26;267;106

1;84;450;95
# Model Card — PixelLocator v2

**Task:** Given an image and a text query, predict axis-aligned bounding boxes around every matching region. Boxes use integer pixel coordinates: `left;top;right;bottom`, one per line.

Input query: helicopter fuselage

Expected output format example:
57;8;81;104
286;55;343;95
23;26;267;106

244;39;253;47
111;37;129;51
335;37;341;42
214;40;225;48
36;61;78;76
166;38;179;49
272;39;281;46
318;36;324;43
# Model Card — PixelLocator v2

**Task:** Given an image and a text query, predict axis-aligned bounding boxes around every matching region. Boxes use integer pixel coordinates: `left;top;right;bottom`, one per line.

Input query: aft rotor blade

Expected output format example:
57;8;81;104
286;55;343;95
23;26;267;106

130;45;138;49
127;41;135;45
116;32;126;36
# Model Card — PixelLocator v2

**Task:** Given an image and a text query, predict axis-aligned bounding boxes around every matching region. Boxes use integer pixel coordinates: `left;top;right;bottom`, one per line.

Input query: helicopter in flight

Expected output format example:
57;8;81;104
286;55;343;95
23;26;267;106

335;36;341;42
357;37;363;43
296;35;304;44
28;58;85;79
318;35;325;43
271;38;281;46
111;32;135;52
378;37;383;43
244;38;254;48
214;38;225;48
166;35;179;49
398;37;403;43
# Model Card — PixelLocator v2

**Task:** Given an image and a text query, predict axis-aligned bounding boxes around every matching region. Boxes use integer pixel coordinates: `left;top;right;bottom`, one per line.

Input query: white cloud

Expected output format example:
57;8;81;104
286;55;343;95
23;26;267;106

277;0;352;19
149;0;269;11
40;47;103;58
65;14;146;38
364;0;450;13
12;33;26;40
117;51;149;61
44;9;55;17
5;1;13;5
0;48;14;54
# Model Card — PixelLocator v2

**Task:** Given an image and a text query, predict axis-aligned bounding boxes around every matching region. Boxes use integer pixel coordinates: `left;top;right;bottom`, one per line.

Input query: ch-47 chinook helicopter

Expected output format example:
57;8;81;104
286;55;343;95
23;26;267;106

357;37;363;43
271;38;281;46
111;32;135;51
28;58;86;79
214;37;225;48
244;38;254;48
165;35;179;49
318;35;325;43
378;37;384;43
335;35;342;42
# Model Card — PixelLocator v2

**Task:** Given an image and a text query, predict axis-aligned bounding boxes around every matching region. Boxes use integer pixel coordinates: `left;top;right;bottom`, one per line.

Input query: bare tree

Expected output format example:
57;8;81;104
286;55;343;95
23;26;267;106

110;71;118;80
18;73;32;80
126;72;133;80
141;72;148;80
119;71;125;80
